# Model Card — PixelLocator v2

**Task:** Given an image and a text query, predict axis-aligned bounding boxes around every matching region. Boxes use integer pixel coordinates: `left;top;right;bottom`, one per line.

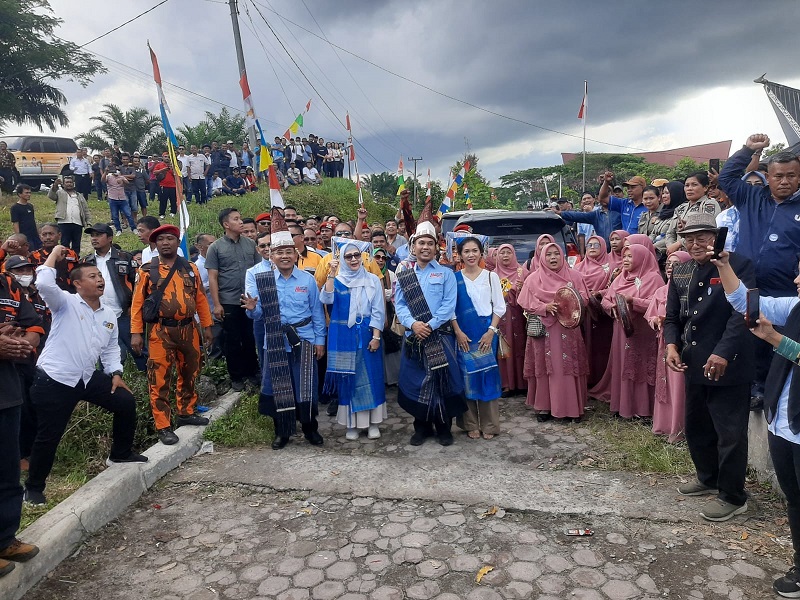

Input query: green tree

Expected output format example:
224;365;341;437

202;107;247;145
362;172;398;200
0;0;104;133
77;104;161;154
764;142;786;158
177;121;215;148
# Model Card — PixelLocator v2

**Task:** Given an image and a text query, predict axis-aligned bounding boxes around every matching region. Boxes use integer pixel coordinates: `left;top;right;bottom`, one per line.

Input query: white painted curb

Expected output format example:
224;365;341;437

1;389;242;600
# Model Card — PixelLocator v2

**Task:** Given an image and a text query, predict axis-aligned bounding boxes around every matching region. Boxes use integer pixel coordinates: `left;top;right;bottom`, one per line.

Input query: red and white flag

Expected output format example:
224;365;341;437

268;165;285;209
578;81;587;119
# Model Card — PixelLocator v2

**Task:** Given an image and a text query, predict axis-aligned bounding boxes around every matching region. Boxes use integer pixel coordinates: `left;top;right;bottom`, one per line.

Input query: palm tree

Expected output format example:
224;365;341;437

362;172;398;200
77;104;161;153
202;107;247;145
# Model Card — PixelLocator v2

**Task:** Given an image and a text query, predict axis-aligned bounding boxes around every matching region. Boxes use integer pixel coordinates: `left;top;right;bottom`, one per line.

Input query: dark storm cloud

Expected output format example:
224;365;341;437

35;0;800;181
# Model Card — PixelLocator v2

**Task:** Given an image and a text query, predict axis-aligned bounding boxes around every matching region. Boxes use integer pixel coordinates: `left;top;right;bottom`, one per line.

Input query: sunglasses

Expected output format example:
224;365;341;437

343;252;361;261
336;231;352;237
373;254;386;260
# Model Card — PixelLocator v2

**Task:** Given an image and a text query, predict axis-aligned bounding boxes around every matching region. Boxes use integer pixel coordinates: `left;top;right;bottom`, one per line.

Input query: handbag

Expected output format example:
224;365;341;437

497;330;511;359
526;312;546;338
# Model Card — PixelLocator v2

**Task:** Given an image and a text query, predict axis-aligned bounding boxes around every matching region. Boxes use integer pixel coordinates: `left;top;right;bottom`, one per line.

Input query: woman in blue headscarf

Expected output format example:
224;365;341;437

320;242;386;440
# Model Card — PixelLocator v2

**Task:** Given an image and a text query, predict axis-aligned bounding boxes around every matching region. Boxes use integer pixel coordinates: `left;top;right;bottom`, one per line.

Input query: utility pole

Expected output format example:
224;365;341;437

407;156;422;207
228;0;256;150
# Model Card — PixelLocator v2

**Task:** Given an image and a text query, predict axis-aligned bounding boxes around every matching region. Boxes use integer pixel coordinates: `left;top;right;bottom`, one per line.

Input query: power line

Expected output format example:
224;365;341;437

249;1;718;160
245;0;392;171
80;0;172;47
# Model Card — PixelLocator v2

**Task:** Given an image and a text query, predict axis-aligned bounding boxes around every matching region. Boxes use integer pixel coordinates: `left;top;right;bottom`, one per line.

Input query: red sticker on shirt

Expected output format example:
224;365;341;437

710;278;721;285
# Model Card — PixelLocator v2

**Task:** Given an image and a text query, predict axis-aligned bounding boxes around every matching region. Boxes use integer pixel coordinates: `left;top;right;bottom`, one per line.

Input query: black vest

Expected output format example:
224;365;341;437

765;302;800;433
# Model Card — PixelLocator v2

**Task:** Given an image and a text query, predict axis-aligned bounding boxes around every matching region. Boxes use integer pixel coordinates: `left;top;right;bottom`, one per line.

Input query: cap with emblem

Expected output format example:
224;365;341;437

624;176;648;188
4;255;32;270
84;223;114;236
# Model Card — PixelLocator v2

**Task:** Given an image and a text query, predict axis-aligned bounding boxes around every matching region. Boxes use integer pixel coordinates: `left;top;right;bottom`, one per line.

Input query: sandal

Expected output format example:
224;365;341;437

482;433;495;440
467;430;481;439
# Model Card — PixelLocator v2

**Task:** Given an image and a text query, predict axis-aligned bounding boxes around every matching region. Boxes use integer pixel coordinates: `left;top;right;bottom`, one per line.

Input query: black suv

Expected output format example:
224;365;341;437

454;210;580;265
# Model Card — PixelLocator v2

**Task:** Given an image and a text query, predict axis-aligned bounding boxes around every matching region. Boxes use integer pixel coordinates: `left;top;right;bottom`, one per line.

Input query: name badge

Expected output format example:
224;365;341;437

429;272;443;279
295;286;308;293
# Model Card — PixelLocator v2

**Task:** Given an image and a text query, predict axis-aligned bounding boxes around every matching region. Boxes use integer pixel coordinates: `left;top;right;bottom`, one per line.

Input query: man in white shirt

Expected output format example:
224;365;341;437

81;223;146;371
211;171;224;196
303;161;321;185
226;140;239;174
185;145;210;205
136;216;185;264
176;145;190;198
69;148;93;201
195;232;222;359
24;246;147;505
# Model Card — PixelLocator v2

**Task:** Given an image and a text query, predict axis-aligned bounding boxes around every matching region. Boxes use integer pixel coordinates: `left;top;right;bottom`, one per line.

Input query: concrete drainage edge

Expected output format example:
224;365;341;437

1;389;242;600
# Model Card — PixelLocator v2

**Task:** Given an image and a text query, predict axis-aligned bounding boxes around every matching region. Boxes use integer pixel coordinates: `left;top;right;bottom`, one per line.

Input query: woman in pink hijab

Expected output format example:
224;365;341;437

525;234;555;272
491;244;529;396
591;244;663;418
575;235;613;387
607;230;630;272
646;251;691;442
626;233;657;257
518;243;589;421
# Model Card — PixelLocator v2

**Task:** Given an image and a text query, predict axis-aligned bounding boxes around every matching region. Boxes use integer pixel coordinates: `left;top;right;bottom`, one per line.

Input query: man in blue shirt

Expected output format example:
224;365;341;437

394;221;466;446
599;173;648;234
243;229;326;450
556;191;622;247
222;167;246;196
244;231;271;369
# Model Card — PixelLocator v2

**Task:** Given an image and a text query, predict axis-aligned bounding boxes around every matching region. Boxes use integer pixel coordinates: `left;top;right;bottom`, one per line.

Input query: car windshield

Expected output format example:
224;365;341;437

488;233;566;264
463;214;568;263
0;137;24;151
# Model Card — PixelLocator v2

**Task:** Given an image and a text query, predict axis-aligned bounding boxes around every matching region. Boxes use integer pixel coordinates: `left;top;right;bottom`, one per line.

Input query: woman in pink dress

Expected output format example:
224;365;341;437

524;233;555;272
607;230;630;272
646;251;691;442
626;233;657;257
593;244;663;418
518;243;590;422
491;243;529;397
575;235;613;387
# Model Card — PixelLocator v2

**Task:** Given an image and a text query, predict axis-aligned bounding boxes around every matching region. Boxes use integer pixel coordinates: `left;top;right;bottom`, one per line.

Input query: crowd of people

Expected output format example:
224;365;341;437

4;133;800;598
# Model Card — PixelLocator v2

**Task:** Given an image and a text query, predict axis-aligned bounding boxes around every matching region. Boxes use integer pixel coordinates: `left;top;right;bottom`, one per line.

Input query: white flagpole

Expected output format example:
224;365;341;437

582;80;587;194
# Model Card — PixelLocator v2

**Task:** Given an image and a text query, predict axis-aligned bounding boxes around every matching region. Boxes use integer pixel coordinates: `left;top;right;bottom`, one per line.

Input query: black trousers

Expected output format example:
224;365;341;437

413;418;452;436
158;186;177;215
60;222;83;253
17;363;37;459
191;179;207;204
221;304;259;382
74;173;92;200
684;382;750;506
0;405;22;550
26;369;137;494
769;431;800;568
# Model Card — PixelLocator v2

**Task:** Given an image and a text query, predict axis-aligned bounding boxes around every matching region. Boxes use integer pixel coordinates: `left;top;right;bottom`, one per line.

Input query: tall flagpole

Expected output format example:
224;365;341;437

228;0;256;149
582;80;587;194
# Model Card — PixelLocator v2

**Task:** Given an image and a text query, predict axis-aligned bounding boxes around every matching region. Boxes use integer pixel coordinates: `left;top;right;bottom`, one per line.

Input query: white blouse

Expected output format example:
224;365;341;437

462;270;506;318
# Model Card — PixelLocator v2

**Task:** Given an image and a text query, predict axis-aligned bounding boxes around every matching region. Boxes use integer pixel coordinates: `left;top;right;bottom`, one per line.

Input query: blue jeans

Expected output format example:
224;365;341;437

109;199;136;232
125;189;138;214
206;174;214;198
94;178;104;200
0;405;22;549
136;190;148;209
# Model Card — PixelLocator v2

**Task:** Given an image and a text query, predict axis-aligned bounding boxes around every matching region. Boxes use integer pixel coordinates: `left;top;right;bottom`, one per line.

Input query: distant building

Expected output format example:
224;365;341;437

561;140;732;168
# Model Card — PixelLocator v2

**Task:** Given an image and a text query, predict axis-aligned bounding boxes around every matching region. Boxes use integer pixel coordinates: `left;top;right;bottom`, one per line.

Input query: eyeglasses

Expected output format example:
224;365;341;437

303;237;316;243
682;236;715;247
343;252;361;261
373;255;386;260
257;220;269;226
257;243;270;249
336;231;352;237
746;181;765;187
291;232;303;238
586;242;601;248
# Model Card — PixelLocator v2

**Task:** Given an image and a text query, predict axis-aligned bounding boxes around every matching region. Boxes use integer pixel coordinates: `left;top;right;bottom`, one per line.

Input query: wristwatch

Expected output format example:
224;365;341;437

488;325;499;334
111;370;123;378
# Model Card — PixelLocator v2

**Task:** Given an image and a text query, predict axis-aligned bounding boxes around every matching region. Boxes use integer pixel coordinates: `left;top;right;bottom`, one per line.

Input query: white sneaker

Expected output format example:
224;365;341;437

345;428;359;441
367;425;381;439
114;230;121;237
159;215;165;219
169;213;175;217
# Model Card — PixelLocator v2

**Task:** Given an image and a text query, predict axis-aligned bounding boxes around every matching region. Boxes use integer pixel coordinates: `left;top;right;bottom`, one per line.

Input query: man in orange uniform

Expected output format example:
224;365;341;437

130;225;213;445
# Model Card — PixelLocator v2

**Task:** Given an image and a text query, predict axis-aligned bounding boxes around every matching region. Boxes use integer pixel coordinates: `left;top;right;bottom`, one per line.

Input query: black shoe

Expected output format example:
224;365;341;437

158;428;179;445
177;414;210;426
107;452;149;464
437;432;454;447
305;431;324;446
246;375;260;388
272;436;289;450
231;380;245;392
326;399;339;416
773;566;800;598
23;489;46;506
750;395;764;411
409;432;427;446
501;389;514;398
319;394;331;405
536;412;552;422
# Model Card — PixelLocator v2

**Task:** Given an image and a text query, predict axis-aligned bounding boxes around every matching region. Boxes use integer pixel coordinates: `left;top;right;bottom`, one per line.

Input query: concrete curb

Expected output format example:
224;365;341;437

2;389;241;600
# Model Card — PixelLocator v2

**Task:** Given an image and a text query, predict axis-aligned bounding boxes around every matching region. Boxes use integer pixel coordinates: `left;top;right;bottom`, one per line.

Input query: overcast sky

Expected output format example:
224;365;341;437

13;0;800;185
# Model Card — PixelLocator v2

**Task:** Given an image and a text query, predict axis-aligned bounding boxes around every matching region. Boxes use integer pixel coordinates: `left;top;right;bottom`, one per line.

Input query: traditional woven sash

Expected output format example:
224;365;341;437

670;261;696;319
255;270;296;436
396;267;449;407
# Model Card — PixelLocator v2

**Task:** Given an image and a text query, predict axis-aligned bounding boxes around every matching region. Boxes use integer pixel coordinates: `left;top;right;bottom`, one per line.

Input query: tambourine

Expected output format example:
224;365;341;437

554;286;584;329
613;293;635;337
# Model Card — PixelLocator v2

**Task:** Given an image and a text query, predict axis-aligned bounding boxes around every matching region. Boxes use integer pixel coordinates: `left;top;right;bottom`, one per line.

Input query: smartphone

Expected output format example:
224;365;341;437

713;227;728;259
709;158;720;173
745;288;760;328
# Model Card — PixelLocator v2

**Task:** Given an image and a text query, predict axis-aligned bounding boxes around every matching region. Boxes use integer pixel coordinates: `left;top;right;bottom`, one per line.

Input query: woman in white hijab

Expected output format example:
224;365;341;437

320;242;387;440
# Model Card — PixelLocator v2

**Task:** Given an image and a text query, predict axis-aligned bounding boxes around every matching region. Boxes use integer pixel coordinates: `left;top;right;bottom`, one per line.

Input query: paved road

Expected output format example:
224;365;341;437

24;395;792;599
